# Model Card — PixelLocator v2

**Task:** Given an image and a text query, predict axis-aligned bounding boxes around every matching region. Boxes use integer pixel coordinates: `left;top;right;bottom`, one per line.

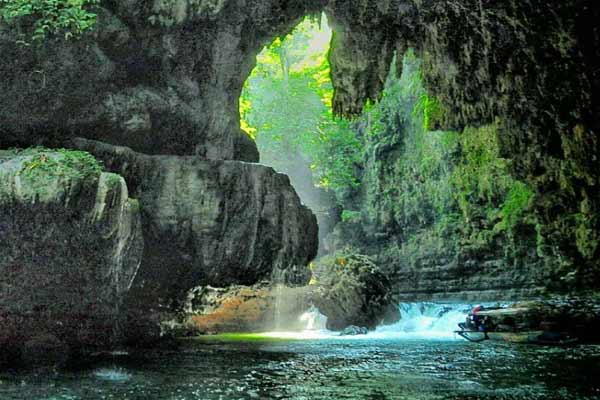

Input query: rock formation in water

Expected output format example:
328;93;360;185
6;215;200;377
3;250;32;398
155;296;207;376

1;1;326;350
0;149;143;363
311;251;400;330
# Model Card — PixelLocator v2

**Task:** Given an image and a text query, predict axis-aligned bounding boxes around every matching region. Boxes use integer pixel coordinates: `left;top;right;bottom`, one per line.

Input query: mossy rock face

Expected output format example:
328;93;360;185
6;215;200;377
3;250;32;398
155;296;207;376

0;148;103;202
0;148;143;365
312;250;399;330
327;0;600;290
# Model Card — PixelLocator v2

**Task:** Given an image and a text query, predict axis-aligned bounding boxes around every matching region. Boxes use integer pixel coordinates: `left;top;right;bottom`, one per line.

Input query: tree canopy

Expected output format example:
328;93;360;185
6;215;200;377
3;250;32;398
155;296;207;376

240;16;361;195
0;0;98;42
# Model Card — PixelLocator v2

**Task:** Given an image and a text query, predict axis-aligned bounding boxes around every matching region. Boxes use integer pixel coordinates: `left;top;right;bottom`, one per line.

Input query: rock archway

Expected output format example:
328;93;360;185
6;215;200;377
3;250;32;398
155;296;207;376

1;0;598;295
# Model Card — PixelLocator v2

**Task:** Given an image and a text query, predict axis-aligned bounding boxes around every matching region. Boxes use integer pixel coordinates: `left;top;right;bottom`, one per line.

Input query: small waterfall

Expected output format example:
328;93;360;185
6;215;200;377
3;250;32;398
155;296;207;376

299;306;328;331
270;267;287;331
273;283;284;331
262;302;470;340
374;303;470;339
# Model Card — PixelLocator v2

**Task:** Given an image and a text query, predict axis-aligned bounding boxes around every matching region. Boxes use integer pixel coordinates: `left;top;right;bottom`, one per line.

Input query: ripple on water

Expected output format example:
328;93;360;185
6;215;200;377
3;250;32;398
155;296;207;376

92;367;132;382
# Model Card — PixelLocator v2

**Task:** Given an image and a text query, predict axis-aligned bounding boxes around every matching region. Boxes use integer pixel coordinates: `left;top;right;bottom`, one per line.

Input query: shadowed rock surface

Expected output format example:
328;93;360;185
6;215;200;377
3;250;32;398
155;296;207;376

312;251;400;330
0;150;143;363
71;138;318;307
0;0;598;336
0;0;328;161
326;0;600;289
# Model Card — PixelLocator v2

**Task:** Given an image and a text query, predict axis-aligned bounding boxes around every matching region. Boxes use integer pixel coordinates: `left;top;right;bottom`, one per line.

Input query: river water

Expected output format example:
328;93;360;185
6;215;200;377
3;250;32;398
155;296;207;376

1;304;599;400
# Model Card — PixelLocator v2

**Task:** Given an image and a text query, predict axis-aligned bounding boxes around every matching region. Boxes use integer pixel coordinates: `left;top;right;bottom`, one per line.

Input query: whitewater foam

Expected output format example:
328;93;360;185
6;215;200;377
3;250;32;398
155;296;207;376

262;302;470;341
93;367;132;382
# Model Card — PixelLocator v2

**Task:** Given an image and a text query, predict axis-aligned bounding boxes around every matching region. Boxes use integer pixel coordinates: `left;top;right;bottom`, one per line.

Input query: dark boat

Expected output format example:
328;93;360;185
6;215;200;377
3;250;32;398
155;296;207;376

455;306;579;345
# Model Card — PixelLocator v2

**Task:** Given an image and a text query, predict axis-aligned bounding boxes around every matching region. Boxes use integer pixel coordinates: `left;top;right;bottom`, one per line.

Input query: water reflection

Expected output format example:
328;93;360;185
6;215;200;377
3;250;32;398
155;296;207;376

1;338;599;399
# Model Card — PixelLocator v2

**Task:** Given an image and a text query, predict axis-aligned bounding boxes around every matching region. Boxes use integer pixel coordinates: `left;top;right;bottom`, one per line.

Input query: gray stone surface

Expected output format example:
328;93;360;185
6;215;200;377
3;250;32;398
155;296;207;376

0;150;143;359
71;138;318;306
0;0;327;161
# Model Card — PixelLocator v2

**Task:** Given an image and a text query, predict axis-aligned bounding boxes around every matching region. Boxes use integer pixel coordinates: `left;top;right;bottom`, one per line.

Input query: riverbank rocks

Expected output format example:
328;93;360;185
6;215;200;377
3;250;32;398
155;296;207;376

312;250;400;330
0;149;143;364
70;139;318;307
487;299;600;343
170;283;313;335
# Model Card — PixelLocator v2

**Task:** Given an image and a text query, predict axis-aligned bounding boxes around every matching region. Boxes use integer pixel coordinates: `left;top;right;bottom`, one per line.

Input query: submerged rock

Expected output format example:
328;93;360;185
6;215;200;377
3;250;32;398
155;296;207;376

71;139;318;307
339;325;368;336
0;149;143;363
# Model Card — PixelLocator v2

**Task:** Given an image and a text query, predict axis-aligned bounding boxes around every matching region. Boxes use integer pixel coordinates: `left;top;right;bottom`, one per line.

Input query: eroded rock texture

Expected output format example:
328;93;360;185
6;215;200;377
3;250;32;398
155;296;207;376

0;0;327;160
1;0;598;307
71;139;318;306
327;0;600;288
312;252;399;330
0;150;143;362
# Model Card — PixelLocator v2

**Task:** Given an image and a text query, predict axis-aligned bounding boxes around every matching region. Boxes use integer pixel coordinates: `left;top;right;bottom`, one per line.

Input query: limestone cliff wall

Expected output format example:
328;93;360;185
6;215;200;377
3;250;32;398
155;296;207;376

327;0;599;289
0;0;327;160
0;150;143;359
72;138;318;306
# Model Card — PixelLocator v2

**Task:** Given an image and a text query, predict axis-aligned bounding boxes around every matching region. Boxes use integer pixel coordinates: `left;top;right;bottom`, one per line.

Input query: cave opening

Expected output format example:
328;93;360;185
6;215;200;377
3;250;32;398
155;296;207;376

240;14;348;254
240;12;546;298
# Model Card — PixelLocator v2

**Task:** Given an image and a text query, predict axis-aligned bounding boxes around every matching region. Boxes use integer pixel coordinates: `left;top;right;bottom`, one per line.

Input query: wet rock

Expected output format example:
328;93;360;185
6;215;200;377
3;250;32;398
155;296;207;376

0;149;143;362
477;298;600;343
70;139;318;306
339;325;368;336
161;283;314;335
311;250;400;330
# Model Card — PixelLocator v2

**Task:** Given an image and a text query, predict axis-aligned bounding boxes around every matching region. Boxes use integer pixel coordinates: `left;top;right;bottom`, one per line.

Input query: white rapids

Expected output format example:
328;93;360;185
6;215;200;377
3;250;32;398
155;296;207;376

262;302;471;340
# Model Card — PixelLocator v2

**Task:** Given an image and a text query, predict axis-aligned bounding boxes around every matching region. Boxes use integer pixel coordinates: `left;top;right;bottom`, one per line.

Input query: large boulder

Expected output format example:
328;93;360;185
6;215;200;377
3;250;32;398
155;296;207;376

312;250;399;330
70;139;318;308
0;149;143;363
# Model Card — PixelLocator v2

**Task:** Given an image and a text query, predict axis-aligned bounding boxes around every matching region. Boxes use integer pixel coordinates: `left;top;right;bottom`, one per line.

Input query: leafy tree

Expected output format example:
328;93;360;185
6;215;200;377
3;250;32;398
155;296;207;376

0;0;98;42
241;17;361;195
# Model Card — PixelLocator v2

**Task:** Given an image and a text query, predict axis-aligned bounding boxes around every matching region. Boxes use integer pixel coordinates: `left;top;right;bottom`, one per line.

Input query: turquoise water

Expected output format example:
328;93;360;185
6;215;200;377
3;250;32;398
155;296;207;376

1;304;599;399
0;338;599;400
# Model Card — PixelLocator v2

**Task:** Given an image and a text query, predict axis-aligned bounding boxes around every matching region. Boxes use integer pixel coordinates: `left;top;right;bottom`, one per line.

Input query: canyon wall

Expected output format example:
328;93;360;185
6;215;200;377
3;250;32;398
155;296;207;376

327;0;599;291
0;0;598;322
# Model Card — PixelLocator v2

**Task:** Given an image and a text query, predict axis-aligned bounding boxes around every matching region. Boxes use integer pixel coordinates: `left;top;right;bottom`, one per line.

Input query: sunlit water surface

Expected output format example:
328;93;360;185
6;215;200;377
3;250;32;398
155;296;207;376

1;304;599;400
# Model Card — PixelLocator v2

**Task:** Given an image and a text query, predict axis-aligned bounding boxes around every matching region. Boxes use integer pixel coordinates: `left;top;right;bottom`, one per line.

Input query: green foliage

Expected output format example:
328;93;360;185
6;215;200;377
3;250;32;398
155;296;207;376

240;16;361;195
450;123;535;238
14;147;102;194
338;51;539;272
0;0;98;42
341;210;361;223
413;92;444;132
499;182;534;230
